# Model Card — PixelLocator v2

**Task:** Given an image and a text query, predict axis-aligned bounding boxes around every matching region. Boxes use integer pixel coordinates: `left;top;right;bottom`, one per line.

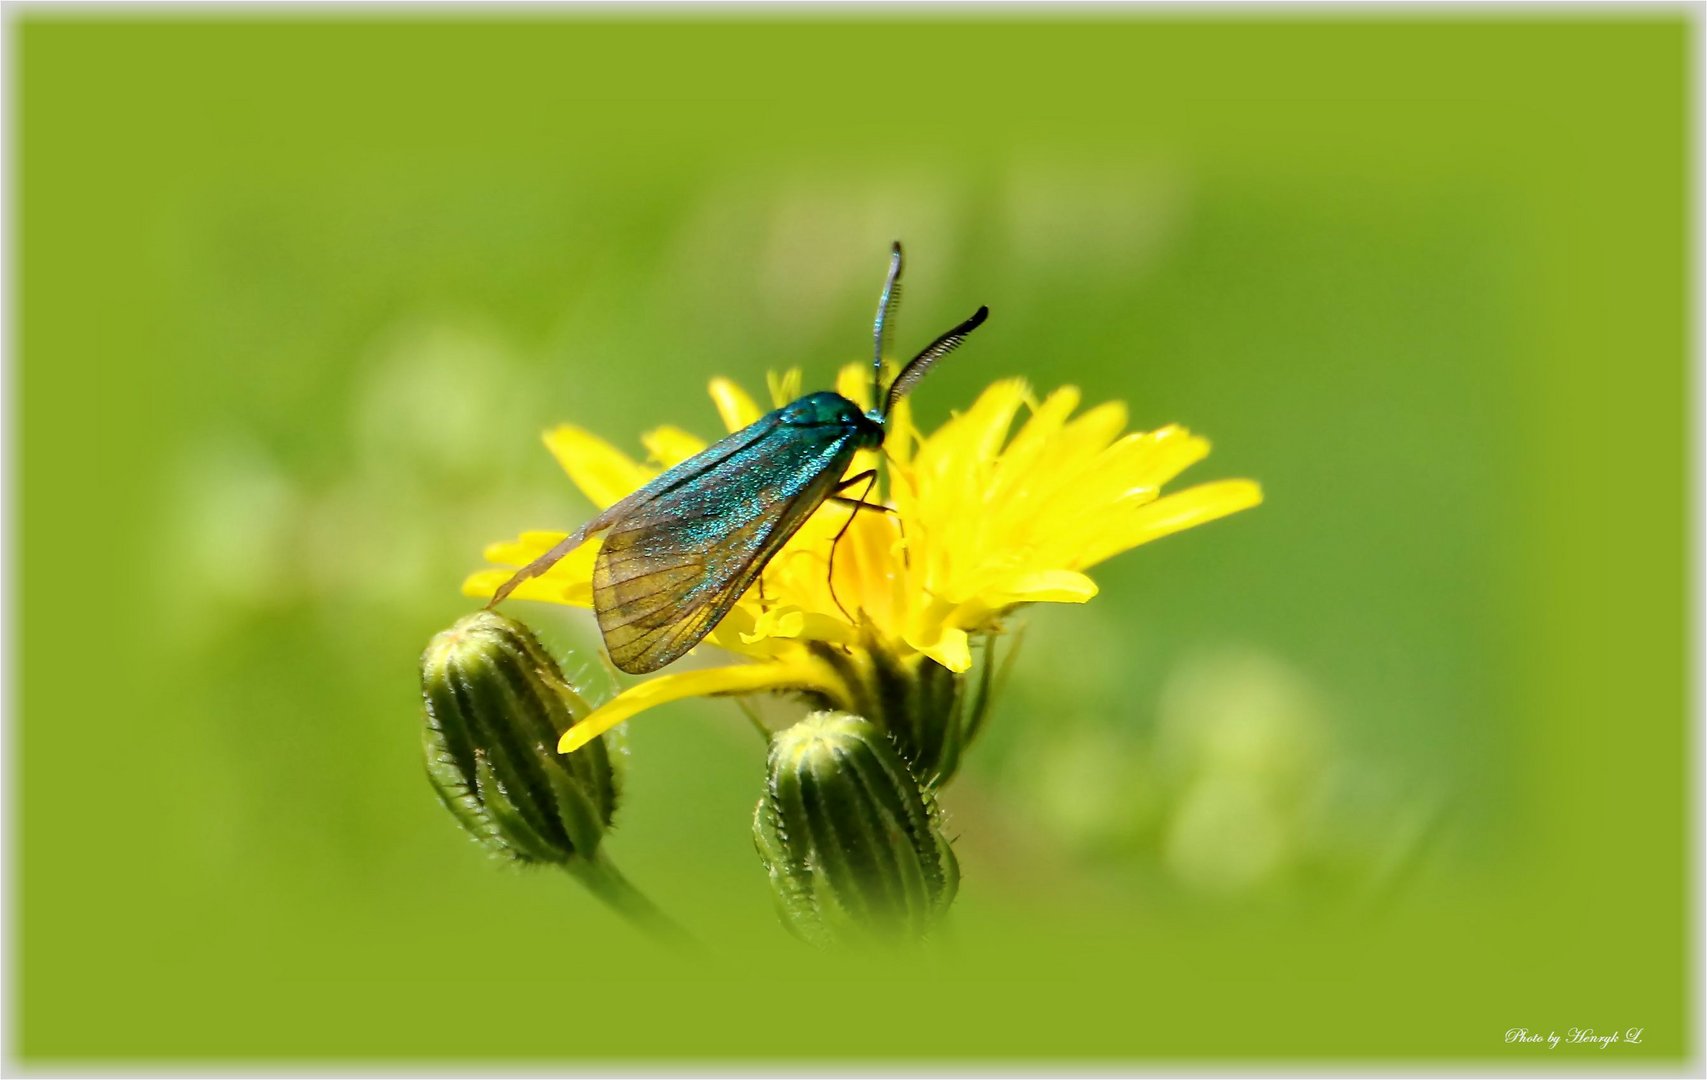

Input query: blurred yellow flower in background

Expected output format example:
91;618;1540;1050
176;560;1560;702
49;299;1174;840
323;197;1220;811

465;365;1262;762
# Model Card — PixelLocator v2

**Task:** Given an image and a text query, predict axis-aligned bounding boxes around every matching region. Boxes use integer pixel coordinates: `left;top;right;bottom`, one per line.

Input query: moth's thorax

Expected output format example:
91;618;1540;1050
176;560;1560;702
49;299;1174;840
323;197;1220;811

780;391;885;448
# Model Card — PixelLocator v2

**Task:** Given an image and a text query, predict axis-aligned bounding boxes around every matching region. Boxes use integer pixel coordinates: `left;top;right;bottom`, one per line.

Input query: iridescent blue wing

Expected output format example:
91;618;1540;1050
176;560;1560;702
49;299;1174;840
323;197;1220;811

593;416;863;674
485;419;783;609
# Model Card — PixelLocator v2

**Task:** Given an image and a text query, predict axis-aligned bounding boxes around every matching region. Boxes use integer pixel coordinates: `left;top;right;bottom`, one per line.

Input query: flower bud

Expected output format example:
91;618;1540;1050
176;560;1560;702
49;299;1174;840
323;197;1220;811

807;633;1005;785
420;611;618;863
753;711;958;946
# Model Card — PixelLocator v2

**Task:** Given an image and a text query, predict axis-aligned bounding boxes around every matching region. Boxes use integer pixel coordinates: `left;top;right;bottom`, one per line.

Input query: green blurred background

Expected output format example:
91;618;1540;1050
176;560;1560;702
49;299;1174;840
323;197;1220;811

15;14;1692;1065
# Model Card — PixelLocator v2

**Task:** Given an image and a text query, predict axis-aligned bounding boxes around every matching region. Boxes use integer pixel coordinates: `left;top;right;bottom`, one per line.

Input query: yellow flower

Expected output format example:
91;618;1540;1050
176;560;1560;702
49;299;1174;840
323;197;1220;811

464;365;1261;776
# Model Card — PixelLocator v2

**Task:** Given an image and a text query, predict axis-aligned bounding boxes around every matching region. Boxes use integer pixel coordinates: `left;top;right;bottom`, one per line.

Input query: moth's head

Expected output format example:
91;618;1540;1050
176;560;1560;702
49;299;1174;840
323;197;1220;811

853;408;886;449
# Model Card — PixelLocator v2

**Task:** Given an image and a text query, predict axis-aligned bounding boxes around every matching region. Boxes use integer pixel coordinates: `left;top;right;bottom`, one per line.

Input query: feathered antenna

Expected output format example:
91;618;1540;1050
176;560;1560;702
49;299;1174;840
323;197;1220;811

871;241;904;413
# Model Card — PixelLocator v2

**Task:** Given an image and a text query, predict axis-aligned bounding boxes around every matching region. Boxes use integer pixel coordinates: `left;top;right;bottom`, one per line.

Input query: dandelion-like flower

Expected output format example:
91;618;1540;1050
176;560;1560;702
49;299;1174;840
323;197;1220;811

464;365;1261;780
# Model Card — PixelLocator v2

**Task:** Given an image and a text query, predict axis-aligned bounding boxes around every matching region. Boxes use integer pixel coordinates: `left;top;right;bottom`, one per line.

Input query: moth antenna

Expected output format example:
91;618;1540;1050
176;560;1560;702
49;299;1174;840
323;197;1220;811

882;305;989;418
486;502;622;607
872;241;904;410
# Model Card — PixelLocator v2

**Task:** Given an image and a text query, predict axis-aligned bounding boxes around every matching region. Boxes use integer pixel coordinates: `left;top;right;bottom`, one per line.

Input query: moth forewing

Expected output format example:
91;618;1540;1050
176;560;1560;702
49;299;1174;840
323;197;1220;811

591;411;870;674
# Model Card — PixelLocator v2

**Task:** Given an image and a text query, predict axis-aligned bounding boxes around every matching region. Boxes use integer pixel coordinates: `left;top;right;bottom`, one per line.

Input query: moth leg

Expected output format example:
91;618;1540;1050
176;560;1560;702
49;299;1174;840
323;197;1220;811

758;571;770;612
833;470;910;569
826;469;880;622
831;470;884;497
828;495;895;514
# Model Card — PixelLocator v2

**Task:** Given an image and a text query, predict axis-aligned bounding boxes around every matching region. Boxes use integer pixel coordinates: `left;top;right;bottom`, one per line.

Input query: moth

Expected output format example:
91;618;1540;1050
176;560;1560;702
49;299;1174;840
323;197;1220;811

488;242;988;674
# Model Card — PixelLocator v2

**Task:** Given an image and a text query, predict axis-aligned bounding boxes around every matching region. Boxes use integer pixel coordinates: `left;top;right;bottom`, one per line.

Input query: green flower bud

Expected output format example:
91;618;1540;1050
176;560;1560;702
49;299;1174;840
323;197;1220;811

754;711;959;946
804;629;1010;785
420;611;618;863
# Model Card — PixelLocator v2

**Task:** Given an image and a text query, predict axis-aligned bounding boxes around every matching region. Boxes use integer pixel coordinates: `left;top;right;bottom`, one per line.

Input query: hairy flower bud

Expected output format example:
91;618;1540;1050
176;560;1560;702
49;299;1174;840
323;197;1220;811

754;711;958;946
421;611;618;863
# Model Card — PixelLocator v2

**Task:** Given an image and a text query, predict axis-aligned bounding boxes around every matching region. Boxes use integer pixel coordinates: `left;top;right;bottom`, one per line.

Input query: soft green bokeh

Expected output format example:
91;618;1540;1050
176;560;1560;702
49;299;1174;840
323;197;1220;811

16;14;1691;1065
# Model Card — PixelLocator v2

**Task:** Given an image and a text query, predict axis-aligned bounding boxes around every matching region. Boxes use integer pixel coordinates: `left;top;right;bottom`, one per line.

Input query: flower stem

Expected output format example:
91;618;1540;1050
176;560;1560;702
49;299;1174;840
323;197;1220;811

563;851;697;950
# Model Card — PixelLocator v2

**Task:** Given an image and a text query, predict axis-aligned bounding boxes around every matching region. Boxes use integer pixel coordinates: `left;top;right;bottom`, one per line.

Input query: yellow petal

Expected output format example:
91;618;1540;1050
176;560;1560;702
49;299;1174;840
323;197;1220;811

705;607;798;661
1081;479;1264;567
461;568;511;599
709;377;763;432
480;532;600;577
461;567;593;607
1116;425;1212;491
740;606;806;644
791;611;860;645
914;626;973;673
560;655;838;752
1033;426;1208;531
987;387;1083;501
469;531;600;606
946;378;1029;466
641;425;707;468
885;393;918;465
543;426;653;510
481;529;567;565
767;368;803;408
988;569;1100;606
1057;400;1128;457
835;363;877;412
1006;386;1082;461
